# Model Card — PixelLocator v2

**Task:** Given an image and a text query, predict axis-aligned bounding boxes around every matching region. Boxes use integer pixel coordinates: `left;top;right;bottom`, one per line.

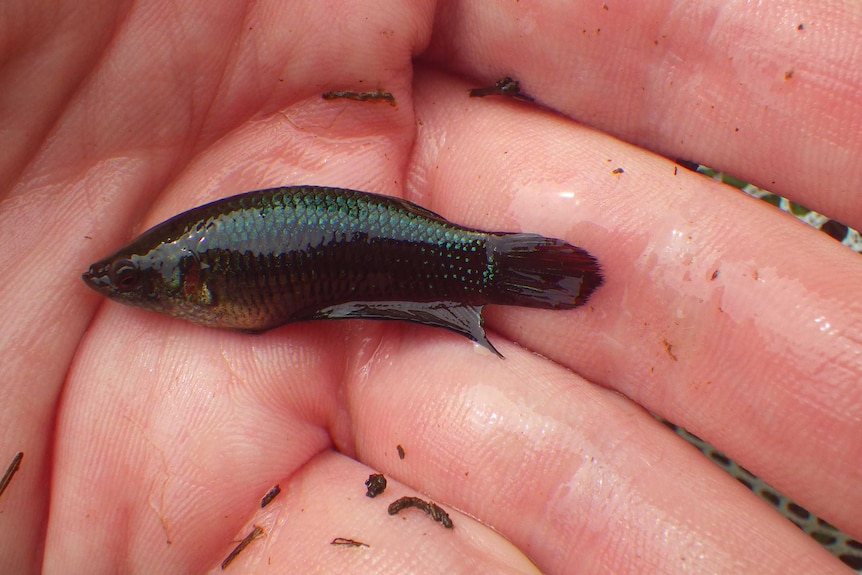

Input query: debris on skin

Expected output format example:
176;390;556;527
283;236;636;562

331;537;370;548
221;525;264;570
0;452;22;499
674;158;701;172
387;496;453;529
396;444;405;460
365;474;387;498
260;484;281;508
322;89;396;107
469;76;535;103
662;339;678;361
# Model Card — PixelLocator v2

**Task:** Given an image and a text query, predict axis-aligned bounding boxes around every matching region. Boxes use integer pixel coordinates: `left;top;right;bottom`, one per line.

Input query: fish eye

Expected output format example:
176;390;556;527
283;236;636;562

110;259;140;292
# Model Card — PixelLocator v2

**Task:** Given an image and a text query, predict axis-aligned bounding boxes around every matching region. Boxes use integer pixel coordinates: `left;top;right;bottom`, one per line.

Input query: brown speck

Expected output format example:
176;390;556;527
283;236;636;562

221;525;264;570
396;445;405;459
662;339;678;361
260;484;281;508
673;166;678;176
612;167;624;174
784;69;794;80
797;23;804;31
710;269;720;281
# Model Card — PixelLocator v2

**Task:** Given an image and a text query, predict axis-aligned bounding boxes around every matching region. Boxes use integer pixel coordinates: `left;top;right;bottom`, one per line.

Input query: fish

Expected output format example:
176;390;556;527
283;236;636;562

81;185;603;356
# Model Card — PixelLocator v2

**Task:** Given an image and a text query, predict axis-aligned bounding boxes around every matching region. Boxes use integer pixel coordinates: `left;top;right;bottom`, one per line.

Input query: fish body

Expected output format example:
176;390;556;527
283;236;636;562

82;186;602;355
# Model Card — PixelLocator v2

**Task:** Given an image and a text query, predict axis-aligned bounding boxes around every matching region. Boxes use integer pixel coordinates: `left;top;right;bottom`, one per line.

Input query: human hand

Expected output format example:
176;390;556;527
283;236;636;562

2;2;859;573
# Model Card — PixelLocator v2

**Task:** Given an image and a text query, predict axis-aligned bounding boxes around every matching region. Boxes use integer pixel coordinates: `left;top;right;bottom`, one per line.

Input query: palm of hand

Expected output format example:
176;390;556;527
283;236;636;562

2;3;860;574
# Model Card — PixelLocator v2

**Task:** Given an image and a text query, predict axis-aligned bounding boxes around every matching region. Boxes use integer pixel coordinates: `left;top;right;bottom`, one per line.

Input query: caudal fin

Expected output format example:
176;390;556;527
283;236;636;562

488;233;603;309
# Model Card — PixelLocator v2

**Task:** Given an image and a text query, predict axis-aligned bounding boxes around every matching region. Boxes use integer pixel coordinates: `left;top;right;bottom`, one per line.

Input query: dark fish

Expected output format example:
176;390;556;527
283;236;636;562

81;186;602;356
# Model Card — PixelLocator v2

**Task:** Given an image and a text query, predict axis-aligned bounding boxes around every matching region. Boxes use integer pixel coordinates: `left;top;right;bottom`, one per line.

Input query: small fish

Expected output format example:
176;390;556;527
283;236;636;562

82;186;602;356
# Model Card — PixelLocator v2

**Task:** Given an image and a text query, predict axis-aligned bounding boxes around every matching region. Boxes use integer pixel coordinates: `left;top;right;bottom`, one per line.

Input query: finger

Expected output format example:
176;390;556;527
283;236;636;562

346;336;849;574
0;1;136;568
0;1;123;189
407;68;862;540
204;451;541;574
48;314;342;572
50;315;535;573
424;1;862;229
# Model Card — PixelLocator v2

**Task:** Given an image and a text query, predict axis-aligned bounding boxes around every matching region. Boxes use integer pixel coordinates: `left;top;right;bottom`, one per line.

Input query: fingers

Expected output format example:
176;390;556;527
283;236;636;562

48;316;341;572
406;69;862;539
203;451;540;574
52;316;542;574
346;336;849;574
425;1;862;229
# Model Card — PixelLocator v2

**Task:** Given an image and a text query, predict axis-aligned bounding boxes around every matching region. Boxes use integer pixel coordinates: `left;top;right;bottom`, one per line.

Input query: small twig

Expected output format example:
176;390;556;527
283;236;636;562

0;452;23;499
221;525;264;570
331;537;369;548
322;89;396;107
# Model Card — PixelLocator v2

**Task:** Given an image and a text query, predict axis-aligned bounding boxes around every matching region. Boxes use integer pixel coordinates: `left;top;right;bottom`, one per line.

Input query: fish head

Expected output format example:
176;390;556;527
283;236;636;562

82;237;214;322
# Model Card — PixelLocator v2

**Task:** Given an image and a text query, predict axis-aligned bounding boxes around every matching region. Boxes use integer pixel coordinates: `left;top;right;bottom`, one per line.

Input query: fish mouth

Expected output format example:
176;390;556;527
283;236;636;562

81;263;111;291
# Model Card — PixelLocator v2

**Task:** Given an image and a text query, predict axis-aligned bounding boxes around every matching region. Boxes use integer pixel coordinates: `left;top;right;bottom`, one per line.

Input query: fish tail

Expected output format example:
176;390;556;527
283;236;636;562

488;233;603;309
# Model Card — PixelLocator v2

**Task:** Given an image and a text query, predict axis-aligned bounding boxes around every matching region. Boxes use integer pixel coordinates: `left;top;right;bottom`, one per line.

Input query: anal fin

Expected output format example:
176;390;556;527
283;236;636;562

313;301;502;357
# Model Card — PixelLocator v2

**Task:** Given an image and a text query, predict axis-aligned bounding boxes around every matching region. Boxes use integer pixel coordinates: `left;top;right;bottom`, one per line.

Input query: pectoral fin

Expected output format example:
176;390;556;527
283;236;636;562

314;301;502;357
